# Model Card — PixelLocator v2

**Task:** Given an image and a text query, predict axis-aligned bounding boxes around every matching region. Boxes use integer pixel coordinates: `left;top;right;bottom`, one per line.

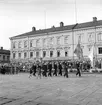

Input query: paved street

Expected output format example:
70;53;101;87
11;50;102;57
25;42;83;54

0;73;102;105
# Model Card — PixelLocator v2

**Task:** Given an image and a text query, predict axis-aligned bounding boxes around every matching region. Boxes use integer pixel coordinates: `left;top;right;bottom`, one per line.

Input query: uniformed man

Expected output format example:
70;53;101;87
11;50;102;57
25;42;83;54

42;62;47;77
32;63;36;76
63;62;68;78
53;62;57;76
58;62;62;76
48;62;52;77
76;61;81;77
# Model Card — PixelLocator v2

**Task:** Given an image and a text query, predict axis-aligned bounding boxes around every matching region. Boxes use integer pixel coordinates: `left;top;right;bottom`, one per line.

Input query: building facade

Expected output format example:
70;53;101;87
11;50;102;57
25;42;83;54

10;17;102;64
0;47;10;64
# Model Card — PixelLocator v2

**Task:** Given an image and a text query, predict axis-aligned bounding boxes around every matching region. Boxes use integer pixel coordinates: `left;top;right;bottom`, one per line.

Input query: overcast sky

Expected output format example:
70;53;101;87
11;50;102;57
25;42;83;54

0;0;102;50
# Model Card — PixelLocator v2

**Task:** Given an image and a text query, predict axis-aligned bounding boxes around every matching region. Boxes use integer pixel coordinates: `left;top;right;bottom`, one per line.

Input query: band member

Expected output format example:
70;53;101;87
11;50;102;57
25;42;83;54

76;61;81;77
48;62;52;77
36;62;42;79
29;65;33;78
32;63;36;76
53;62;57;76
58;62;62;76
63;62;68;78
42;62;47;77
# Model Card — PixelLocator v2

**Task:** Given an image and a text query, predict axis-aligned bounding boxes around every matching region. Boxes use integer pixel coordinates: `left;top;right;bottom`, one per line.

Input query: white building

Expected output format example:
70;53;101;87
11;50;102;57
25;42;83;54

10;17;102;63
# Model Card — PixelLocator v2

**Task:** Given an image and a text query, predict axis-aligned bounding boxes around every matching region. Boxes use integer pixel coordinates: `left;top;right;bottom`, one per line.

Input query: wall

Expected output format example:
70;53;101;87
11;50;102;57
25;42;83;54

10;26;102;63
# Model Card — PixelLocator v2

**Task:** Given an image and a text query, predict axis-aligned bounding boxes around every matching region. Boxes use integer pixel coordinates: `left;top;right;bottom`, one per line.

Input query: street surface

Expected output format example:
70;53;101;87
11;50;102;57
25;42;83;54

0;73;102;105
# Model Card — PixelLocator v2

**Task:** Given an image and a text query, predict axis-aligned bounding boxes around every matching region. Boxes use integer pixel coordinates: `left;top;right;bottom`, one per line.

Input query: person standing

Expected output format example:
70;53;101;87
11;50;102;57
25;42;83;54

29;66;33;78
36;62;42;79
76;61;81;77
1;66;5;74
48;62;52;77
58;62;62;76
63;62;68;78
42;62;47;77
53;62;57;76
32;63;36;76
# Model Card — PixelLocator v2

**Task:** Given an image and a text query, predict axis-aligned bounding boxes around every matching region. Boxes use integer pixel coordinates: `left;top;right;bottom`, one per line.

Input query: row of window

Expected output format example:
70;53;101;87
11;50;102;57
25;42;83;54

12;32;102;49
88;32;102;42
13;51;68;59
0;55;10;61
12;47;102;59
13;36;69;49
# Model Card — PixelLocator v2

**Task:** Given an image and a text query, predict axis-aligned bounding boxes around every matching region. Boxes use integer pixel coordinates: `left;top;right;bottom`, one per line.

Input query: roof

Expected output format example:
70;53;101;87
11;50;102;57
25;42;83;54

11;24;75;39
10;19;102;39
0;49;10;55
74;20;102;29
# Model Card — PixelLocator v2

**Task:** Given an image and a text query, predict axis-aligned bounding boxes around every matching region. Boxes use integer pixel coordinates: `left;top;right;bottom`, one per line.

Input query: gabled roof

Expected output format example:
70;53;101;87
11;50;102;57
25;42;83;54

10;19;102;39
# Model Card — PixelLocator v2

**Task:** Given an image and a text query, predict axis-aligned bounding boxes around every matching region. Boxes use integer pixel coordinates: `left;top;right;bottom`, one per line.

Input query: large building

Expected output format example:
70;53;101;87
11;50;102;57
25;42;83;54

10;17;102;64
0;47;10;64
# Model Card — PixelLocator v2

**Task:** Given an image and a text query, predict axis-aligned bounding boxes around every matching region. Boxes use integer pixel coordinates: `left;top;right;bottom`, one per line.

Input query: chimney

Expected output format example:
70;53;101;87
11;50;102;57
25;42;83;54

60;22;64;27
32;27;36;31
51;25;55;28
1;47;3;50
93;17;97;22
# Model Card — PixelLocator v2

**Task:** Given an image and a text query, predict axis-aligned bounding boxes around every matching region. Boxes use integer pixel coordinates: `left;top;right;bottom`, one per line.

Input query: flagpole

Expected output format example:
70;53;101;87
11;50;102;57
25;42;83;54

94;21;97;70
44;10;46;29
75;0;77;23
72;0;78;62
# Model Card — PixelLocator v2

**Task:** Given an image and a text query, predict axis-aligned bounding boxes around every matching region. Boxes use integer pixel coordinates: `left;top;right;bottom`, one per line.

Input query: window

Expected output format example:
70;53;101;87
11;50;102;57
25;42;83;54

65;51;68;57
30;40;33;47
98;47;102;54
30;52;33;58
50;51;53;57
36;39;40;47
13;42;16;48
24;41;27;48
3;55;5;60
98;32;102;41
7;56;10;61
43;39;47;47
49;37;54;46
78;35;81;42
18;53;21;58
24;52;27;58
88;32;94;42
64;36;69;44
43;51;46;57
57;51;60;57
18;41;22;48
57;37;61;45
36;51;39;57
43;39;46;47
13;53;15;59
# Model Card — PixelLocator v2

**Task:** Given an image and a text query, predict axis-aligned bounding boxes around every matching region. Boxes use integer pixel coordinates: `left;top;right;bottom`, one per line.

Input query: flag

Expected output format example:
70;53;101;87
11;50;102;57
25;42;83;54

88;46;94;62
74;40;83;60
74;36;83;60
88;46;94;67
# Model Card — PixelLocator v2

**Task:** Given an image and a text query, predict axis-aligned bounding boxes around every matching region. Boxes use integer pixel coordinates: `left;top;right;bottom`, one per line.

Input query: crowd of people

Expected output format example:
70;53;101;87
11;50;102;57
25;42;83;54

0;64;21;75
29;60;91;78
0;60;92;78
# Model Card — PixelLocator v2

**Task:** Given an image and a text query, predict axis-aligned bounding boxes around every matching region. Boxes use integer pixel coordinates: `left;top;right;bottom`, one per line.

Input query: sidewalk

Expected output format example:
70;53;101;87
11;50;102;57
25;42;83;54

0;73;102;105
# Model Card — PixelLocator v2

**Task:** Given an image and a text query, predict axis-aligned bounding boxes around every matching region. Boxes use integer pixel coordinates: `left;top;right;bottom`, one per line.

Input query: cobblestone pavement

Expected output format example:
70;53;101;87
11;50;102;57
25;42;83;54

0;73;102;105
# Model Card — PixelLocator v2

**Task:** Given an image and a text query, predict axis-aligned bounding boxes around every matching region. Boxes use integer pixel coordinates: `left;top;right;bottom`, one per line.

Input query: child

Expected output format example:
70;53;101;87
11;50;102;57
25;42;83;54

29;67;33;78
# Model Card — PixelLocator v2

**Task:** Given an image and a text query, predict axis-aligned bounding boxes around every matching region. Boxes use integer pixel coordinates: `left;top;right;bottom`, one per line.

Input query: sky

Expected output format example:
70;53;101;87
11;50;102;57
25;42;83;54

0;0;102;50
